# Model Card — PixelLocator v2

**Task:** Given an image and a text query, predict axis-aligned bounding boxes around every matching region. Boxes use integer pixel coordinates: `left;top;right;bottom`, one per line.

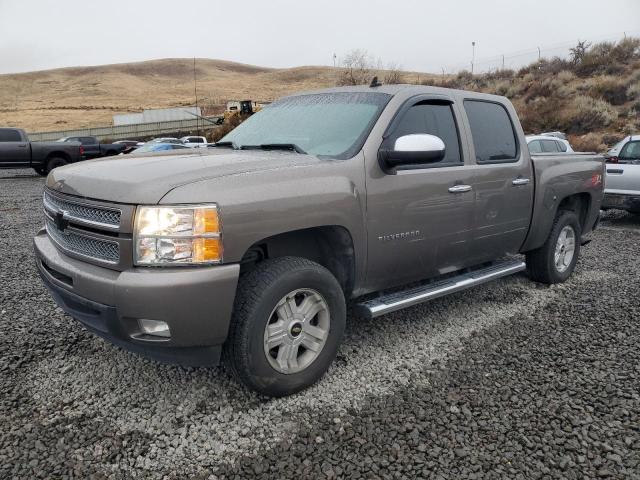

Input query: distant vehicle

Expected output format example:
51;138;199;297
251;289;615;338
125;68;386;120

181;136;208;147
0;127;84;175
129;143;191;155
605;135;640;163
602;136;640;214
526;135;574;154
58;136;125;158
148;137;183;144
114;140;145;154
539;131;568;140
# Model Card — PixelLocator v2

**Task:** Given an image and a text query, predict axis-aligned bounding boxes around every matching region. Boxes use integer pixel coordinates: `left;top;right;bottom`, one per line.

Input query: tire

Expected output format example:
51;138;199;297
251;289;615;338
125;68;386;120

223;256;346;397
526;210;581;284
46;157;67;173
33;167;47;177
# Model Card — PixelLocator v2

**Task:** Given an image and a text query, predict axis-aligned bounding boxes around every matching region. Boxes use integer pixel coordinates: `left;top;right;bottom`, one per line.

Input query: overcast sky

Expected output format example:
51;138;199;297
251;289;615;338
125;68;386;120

1;0;639;75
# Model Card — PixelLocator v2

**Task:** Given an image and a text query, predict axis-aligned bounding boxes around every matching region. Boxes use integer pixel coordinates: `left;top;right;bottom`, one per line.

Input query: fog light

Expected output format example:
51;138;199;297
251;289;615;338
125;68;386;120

139;319;171;338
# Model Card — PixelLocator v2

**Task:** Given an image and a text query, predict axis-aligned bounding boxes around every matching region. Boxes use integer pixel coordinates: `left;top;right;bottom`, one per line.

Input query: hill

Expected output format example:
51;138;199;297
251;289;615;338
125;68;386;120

0;38;638;151
0;58;428;132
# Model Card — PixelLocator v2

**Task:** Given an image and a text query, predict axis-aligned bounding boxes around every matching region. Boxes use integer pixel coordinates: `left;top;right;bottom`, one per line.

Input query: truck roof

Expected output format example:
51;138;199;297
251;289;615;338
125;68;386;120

287;84;509;103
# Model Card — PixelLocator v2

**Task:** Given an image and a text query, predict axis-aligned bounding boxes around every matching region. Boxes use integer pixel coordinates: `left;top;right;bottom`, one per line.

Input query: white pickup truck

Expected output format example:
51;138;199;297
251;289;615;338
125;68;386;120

603;135;640;214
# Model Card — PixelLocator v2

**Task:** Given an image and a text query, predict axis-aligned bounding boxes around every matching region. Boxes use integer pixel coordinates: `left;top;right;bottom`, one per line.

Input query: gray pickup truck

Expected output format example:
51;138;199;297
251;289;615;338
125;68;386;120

34;85;604;396
0;128;85;176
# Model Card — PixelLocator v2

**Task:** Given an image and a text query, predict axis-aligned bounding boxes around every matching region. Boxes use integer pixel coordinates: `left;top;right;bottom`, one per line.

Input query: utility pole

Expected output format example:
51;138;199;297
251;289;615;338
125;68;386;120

537;46;541;61
193;57;199;136
471;41;476;74
333;53;337;68
502;54;505;70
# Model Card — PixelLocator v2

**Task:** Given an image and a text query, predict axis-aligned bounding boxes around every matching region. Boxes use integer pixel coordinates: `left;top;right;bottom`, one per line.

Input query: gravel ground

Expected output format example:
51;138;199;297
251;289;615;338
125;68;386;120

1;168;639;479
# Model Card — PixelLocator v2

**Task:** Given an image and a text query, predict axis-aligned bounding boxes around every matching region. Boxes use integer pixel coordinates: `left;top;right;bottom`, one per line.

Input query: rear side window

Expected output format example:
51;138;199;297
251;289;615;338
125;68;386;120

81;137;95;145
388;102;462;165
541;140;560;153
191;137;204;143
0;129;22;142
464;100;518;163
556;140;568;152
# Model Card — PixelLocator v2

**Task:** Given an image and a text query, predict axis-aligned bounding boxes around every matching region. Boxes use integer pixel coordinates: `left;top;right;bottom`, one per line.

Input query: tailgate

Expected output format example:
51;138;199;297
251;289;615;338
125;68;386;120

605;163;640;195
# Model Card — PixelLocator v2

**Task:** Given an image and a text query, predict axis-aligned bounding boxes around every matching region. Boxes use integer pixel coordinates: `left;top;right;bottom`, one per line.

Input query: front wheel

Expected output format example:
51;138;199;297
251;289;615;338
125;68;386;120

46;157;68;173
33;167;47;177
526;210;582;284
223;257;346;397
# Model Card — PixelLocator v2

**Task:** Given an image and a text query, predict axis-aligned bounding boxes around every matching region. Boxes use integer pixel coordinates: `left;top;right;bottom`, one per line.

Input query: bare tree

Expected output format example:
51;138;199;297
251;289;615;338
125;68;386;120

383;62;405;84
569;40;591;65
337;49;378;86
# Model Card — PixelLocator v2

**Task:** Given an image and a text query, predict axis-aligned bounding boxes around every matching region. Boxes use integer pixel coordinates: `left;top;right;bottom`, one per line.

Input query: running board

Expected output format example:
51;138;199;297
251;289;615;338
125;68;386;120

355;259;526;319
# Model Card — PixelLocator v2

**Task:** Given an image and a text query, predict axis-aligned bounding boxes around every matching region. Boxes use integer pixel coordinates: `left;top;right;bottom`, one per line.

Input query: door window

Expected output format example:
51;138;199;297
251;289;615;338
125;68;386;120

619;141;640;161
528;140;542;153
388;102;462;166
0;130;22;142
541;140;560;153
464;100;518;163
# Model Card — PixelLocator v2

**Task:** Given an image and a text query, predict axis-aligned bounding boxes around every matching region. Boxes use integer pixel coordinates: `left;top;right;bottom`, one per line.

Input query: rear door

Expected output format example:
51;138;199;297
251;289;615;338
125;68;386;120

365;95;476;290
462;99;534;263
0;129;30;167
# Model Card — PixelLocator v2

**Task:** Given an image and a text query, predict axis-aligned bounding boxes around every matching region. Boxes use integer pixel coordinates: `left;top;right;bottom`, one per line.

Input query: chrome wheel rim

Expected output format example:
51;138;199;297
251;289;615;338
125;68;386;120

554;225;576;273
263;289;330;374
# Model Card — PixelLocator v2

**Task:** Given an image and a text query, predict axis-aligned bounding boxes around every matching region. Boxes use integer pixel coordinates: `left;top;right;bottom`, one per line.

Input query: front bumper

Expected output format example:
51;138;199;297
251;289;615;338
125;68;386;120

34;229;240;366
602;192;640;212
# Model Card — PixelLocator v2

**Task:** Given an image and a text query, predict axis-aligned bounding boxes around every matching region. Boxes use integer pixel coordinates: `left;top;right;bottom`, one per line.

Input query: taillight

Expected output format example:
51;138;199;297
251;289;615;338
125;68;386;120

607;156;618;164
79;146;84;156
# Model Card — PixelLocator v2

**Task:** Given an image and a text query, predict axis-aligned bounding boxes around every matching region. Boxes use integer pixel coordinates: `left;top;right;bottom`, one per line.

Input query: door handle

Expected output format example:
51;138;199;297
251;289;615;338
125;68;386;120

512;178;531;186
18;144;27;148
448;185;472;193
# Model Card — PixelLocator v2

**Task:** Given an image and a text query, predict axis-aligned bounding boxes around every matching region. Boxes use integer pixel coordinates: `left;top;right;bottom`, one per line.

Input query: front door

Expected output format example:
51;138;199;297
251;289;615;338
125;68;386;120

364;96;476;292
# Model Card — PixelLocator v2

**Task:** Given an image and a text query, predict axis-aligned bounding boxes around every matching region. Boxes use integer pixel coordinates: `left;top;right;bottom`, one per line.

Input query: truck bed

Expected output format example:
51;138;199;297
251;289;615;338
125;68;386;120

522;152;605;251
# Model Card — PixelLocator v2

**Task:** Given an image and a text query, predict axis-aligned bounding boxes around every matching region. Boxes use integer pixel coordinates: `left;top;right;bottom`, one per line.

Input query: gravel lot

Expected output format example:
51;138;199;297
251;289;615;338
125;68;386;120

1;169;639;479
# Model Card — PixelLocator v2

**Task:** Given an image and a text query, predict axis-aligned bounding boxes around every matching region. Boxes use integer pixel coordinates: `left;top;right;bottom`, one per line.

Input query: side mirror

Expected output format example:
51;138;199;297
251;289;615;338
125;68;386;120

380;134;446;170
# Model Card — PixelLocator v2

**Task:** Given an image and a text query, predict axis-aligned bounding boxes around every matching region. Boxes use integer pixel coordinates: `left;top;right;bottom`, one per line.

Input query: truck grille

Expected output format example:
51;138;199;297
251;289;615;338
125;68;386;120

46;217;120;263
44;190;121;229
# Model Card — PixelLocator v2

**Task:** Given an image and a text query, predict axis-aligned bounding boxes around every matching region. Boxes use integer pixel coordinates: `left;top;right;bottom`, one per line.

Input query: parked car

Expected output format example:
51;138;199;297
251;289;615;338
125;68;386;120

34;85;604;397
114;140;145;154
527;135;574;154
129;143;191;155
148;137;183;144
602;135;640;214
605;135;639;163
0;127;84;175
181;136;208;147
58;136;125;158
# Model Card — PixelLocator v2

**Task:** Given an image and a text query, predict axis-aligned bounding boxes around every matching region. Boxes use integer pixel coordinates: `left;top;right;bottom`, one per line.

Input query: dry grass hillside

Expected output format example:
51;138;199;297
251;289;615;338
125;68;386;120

0;58;427;132
1;38;638;150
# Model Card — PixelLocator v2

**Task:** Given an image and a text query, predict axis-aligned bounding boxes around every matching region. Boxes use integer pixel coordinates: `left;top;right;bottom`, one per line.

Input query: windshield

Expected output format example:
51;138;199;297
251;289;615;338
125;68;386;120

220;92;391;159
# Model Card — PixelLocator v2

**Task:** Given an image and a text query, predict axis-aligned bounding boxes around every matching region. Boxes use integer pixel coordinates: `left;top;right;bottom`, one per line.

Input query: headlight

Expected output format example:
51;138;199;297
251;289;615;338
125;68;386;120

134;205;222;265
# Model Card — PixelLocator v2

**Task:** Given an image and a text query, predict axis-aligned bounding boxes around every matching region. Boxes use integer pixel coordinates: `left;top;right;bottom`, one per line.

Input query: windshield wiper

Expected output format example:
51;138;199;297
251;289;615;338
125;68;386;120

241;143;307;154
212;141;240;149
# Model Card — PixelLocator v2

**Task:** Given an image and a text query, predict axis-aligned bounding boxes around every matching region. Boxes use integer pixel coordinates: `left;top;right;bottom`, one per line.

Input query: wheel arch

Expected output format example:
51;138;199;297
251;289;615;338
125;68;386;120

238;225;357;298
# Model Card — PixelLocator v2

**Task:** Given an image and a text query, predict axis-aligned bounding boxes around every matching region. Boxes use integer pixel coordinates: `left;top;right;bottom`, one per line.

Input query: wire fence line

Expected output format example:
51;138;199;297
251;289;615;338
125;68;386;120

441;30;640;75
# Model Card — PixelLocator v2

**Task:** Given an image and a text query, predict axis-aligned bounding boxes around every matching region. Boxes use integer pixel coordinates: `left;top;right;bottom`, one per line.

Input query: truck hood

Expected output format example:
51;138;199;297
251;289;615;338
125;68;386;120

46;150;325;204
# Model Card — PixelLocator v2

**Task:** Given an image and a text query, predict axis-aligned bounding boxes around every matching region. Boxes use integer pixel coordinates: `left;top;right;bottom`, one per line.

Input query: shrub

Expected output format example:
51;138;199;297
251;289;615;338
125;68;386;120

568;133;607;152
589;76;629;105
561;96;617;134
556;70;575;84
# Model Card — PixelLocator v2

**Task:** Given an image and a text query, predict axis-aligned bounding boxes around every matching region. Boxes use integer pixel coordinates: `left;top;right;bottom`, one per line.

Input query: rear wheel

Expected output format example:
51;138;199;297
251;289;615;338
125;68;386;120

526;210;581;284
46;157;67;173
223;257;346;397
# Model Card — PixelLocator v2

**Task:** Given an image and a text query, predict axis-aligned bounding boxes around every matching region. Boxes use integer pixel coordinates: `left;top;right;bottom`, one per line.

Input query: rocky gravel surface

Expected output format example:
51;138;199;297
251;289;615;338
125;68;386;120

1;168;639;479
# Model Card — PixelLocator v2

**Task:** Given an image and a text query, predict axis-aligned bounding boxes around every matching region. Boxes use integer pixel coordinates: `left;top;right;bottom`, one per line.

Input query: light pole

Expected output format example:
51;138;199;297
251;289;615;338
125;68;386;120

471;41;476;74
